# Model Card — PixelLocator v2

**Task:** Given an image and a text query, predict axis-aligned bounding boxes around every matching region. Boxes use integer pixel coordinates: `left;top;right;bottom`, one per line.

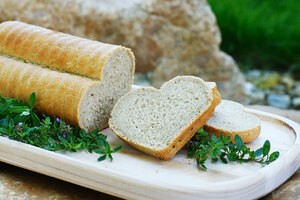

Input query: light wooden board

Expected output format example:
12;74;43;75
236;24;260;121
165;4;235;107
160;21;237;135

0;109;300;200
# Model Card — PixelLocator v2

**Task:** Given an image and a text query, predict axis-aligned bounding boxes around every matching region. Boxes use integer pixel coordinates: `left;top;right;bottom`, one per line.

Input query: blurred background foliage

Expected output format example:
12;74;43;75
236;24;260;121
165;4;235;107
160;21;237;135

208;0;300;76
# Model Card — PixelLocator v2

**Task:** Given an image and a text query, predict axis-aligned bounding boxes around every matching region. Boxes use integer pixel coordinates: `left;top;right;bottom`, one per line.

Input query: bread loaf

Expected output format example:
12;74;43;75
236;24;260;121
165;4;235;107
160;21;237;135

0;21;135;80
203;100;261;143
0;21;135;131
0;55;116;131
109;76;221;160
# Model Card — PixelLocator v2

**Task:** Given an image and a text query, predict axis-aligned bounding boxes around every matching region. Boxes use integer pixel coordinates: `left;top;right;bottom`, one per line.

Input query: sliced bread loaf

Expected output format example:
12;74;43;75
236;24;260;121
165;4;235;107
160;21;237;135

0;54;132;132
203;100;261;143
0;21;135;132
109;76;221;160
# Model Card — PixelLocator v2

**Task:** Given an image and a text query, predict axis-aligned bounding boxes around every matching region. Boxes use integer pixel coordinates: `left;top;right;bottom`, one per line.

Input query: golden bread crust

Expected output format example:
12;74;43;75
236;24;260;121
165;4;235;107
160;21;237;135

0;21;127;80
203;124;261;144
0;55;97;128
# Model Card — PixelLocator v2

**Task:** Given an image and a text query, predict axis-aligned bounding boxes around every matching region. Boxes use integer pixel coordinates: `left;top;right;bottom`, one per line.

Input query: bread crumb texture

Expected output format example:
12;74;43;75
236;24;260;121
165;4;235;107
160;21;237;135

109;76;214;150
206;100;260;132
204;100;261;143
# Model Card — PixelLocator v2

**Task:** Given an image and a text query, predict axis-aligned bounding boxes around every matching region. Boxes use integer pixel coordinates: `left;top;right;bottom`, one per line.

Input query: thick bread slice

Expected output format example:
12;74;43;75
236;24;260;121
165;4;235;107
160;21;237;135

109;76;221;160
0;21;135;80
0;55;132;132
203;100;261;143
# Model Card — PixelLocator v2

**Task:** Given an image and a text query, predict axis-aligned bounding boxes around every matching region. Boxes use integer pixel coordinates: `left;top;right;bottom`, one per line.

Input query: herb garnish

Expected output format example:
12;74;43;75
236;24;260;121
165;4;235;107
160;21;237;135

0;92;122;162
187;127;280;170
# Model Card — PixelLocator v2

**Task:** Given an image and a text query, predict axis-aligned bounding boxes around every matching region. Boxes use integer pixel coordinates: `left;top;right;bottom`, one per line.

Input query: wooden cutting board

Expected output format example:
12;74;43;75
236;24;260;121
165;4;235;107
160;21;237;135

0;109;299;200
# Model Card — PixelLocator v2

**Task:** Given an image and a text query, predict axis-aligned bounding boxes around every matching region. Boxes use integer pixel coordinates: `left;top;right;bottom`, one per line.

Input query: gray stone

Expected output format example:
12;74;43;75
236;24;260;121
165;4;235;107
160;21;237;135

247;89;266;105
291;83;300;97
292;97;300;109
267;94;291;109
272;84;286;95
281;74;295;89
246;70;261;82
245;82;255;95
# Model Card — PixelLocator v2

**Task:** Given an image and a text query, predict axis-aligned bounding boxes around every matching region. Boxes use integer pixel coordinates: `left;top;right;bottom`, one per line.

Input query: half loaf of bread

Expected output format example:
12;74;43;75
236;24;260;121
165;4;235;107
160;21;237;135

203;100;261;143
109;76;221;160
0;21;135;80
0;21;135;132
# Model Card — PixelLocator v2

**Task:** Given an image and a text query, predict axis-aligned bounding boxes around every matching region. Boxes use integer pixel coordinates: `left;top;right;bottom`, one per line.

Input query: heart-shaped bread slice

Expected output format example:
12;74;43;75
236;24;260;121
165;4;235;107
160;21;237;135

109;76;221;160
203;100;261;143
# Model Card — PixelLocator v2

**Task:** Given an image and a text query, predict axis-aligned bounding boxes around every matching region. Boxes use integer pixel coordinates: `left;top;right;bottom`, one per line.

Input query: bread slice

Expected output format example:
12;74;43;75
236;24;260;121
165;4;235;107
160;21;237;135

109;76;221;160
203;100;261;143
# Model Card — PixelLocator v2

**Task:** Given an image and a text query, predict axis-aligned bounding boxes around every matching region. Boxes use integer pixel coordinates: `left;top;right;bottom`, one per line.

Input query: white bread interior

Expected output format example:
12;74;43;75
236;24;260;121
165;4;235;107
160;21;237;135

109;76;220;160
78;48;134;131
204;100;261;143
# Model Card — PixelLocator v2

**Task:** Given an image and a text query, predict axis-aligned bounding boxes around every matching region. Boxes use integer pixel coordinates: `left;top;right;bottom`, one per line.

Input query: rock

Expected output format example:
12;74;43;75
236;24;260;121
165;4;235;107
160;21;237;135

248;90;266;105
292;97;300;109
246;70;261;82
245;82;255;94
245;82;266;104
272;84;286;95
257;72;281;89
267;94;291;109
291;83;300;97
281;74;295;90
0;0;246;102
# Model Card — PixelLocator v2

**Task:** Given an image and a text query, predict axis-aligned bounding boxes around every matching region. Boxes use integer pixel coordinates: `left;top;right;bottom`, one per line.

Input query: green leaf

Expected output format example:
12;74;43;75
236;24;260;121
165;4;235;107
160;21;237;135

10;106;28;113
234;135;243;151
0;101;10;113
58;136;68;146
0;127;10;135
263;140;271;157
29;92;36;108
223;135;231;143
211;134;218;143
220;154;228;164
254;147;263;157
108;154;113;161
111;145;123;153
74;143;82;150
97;155;107;162
214;141;224;149
31;113;40;126
227;153;237;162
93;149;106;154
200;163;207;170
105;141;111;154
269;151;280;162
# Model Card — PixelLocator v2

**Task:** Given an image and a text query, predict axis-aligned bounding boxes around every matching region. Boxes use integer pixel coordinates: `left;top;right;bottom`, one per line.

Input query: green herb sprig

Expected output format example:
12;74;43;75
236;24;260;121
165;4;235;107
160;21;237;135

187;127;280;170
0;92;122;162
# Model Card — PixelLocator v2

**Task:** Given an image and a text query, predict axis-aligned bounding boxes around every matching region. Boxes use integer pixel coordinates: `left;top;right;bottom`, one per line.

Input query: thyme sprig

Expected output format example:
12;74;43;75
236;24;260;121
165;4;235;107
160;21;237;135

187;127;280;170
0;92;122;162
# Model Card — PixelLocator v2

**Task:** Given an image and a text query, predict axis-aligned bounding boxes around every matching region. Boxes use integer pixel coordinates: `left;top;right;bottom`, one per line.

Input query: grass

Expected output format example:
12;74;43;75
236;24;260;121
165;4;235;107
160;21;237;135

208;0;300;75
